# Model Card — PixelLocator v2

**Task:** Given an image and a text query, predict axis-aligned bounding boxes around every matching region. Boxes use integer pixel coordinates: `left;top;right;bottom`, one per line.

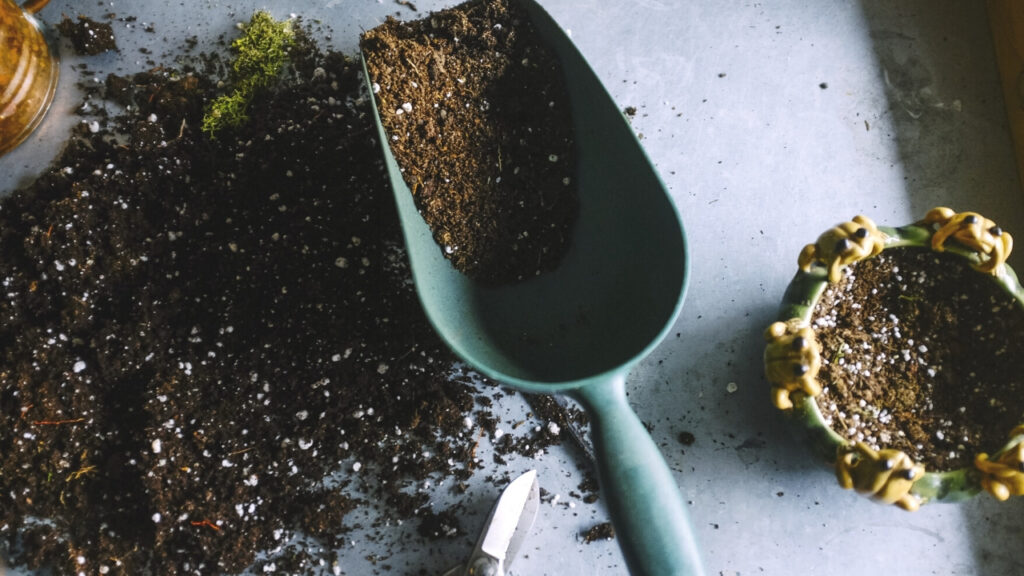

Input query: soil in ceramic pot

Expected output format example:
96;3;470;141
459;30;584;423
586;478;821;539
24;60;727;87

361;0;579;284
812;247;1024;471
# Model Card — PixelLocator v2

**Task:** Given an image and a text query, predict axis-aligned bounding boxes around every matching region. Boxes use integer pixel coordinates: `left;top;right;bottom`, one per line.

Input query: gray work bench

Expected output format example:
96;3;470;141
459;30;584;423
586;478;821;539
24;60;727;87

3;1;1022;574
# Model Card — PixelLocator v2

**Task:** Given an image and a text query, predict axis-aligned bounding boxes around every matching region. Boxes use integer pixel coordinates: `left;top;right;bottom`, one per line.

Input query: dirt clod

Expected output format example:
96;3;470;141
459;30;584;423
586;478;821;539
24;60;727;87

581;521;615;543
58;15;117;55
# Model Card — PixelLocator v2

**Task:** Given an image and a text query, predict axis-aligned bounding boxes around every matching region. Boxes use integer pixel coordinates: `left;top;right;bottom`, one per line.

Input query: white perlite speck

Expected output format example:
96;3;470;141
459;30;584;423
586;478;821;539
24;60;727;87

73;360;87;373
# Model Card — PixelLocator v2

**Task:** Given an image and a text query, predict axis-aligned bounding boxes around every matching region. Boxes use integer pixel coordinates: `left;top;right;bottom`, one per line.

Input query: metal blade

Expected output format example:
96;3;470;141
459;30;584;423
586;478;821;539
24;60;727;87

501;471;540;567
478;470;539;562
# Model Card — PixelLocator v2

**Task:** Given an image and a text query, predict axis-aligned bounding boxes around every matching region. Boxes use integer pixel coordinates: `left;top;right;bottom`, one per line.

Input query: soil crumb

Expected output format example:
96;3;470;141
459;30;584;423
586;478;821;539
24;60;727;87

582;521;615;543
58;15;118;55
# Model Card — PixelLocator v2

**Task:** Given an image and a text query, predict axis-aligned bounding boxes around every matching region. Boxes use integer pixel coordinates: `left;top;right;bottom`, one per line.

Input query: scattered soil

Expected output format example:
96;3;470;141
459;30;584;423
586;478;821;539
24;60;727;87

678;431;696;446
360;0;579;284
812;248;1024;471
581;521;615;543
0;3;57;156
57;15;118;55
0;17;590;576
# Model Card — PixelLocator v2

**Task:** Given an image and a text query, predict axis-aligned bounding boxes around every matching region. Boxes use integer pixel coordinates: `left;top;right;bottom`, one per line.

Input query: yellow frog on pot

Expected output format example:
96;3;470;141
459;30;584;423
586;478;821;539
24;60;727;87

975;426;1024;501
798;215;886;283
923;207;1013;275
763;318;821;410
836;442;925;511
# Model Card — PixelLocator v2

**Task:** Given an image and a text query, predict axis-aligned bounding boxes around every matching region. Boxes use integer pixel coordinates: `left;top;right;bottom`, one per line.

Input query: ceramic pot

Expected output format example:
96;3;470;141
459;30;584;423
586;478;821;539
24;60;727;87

766;207;1024;510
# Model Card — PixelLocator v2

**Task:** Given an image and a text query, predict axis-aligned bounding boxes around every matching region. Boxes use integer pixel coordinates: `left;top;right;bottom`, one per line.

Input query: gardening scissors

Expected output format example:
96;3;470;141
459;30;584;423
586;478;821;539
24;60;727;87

442;470;540;576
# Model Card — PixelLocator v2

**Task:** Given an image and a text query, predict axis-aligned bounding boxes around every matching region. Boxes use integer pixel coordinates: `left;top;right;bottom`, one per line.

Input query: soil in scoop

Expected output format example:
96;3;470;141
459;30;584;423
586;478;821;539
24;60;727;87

812;248;1024;471
0;18;590;576
361;0;579;284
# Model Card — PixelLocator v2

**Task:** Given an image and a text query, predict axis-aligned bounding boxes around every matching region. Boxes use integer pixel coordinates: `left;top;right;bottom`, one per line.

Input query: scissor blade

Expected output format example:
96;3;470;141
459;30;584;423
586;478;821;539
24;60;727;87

478;470;539;562
501;471;540;566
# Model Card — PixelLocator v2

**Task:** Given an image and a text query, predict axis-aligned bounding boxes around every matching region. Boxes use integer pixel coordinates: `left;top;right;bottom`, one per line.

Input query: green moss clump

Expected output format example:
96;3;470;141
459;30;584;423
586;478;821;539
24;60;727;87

202;11;294;137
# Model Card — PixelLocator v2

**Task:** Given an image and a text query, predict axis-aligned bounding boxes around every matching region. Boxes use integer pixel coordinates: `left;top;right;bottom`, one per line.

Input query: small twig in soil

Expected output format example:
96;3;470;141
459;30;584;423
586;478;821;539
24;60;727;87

468;428;483;470
831;345;845;365
32;418;86;426
66;465;97;482
190;519;221;532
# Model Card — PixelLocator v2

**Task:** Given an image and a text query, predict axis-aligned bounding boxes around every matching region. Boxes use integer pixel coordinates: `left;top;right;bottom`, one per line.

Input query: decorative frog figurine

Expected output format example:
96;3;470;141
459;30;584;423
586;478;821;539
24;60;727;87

975;426;1024;501
923;207;1013;275
763;318;821;410
836;442;924;511
798;215;886;283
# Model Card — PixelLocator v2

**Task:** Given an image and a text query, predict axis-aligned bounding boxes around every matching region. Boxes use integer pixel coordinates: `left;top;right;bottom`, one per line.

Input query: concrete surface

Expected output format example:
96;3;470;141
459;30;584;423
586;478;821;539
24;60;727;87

3;1;1023;575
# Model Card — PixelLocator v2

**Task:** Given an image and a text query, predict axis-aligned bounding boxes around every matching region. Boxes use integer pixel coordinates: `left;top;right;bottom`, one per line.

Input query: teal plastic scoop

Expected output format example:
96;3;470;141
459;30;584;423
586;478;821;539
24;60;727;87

362;1;703;574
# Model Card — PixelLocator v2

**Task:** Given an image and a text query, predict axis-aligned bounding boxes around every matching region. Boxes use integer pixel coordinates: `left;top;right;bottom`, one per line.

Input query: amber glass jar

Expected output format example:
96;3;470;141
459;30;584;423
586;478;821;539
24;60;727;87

0;0;58;156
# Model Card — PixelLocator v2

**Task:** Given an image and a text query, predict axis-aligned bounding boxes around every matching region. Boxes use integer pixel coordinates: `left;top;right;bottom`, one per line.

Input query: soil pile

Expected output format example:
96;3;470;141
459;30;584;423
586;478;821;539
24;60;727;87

0;18;587;575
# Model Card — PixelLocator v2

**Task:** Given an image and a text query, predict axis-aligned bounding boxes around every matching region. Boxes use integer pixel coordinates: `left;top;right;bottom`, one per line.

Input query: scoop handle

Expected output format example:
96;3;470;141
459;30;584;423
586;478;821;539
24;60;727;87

574;374;705;576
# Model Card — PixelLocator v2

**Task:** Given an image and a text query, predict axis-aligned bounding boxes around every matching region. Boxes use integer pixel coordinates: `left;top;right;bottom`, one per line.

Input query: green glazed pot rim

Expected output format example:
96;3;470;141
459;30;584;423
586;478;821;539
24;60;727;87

773;216;1024;506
